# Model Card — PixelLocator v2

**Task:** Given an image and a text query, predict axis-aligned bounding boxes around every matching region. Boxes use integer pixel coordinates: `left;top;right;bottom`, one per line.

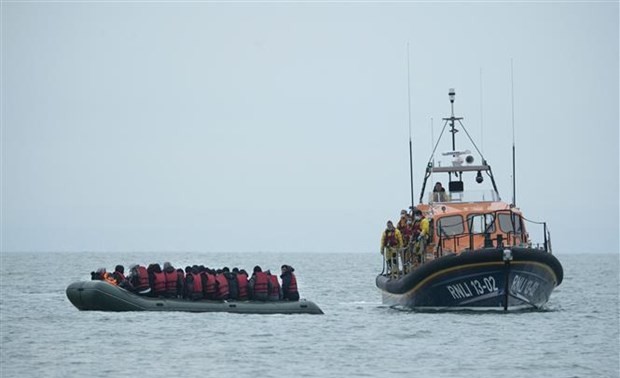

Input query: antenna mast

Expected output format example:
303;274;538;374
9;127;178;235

407;43;415;211
480;67;484;154
511;59;516;207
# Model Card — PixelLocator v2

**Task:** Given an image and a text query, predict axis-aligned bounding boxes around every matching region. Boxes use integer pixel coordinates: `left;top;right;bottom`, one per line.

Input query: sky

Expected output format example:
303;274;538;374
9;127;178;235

1;1;618;254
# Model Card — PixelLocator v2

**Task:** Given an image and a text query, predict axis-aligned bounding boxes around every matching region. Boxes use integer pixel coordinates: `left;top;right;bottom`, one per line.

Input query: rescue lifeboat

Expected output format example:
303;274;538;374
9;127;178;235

376;89;563;311
66;281;324;315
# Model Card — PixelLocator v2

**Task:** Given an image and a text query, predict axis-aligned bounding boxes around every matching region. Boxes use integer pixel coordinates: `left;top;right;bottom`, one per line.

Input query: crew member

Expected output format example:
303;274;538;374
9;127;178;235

410;209;431;266
397;210;414;247
432;182;449;202
381;220;403;274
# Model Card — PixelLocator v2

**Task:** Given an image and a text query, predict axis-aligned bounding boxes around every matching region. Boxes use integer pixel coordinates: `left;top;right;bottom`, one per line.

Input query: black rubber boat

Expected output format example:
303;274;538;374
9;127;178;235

66;281;324;314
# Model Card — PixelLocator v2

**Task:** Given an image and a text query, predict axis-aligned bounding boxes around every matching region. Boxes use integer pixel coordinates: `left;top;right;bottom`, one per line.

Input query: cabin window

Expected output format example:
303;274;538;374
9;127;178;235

467;213;496;234
437;215;464;237
498;213;523;234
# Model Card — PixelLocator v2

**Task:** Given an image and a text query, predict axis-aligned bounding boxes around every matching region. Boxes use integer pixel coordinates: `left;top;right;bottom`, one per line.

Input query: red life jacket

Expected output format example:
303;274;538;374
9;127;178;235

112;271;125;285
203;272;217;298
152;271;166;294
164;270;178;294
176;270;185;293
384;230;398;247
253;272;269;296
135;266;149;291
268;275;280;299
215;274;229;299
190;272;202;294
411;221;421;239
237;273;249;299
287;273;298;295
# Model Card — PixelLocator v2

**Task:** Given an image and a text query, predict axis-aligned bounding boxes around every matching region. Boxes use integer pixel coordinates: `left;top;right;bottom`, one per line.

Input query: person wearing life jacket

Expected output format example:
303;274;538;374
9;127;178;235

381;220;404;274
176;268;185;298
148;263;167;297
397;210;414;247
103;270;118;286
185;266;203;300
412;209;431;263
223;267;239;300
248;266;270;301
280;265;299;301
412;209;430;242
266;270;281;301
214;269;230;300
128;264;150;294
110;265;132;289
201;268;218;300
162;262;179;298
91;267;106;281
234;268;249;300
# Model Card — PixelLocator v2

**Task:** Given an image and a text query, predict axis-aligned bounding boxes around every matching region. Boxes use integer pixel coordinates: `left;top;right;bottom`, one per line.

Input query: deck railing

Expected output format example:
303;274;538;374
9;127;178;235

382;212;553;278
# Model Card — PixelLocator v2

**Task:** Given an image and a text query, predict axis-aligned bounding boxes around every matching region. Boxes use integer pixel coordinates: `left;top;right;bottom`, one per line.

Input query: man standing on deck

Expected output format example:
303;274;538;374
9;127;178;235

412;210;431;266
381;220;403;275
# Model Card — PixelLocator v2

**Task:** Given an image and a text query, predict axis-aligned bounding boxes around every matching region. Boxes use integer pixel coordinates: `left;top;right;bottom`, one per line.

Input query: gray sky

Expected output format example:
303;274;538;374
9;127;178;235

2;2;618;254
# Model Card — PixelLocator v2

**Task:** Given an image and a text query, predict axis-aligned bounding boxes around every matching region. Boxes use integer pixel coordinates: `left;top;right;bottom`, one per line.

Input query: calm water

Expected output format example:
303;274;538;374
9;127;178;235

1;252;618;378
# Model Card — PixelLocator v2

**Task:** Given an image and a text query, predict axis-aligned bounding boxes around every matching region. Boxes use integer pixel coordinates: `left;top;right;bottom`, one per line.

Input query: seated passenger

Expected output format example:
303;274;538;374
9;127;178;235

223;267;239;300
266;270;281;301
280;265;300;301
128;264;150;293
163;262;178;298
91;268;106;281
201;268;217;300
148;263;166;297
214;269;230;300
111;265;132;289
248;266;270;301
176;268;185;298
185;266;203;300
234;268;249;301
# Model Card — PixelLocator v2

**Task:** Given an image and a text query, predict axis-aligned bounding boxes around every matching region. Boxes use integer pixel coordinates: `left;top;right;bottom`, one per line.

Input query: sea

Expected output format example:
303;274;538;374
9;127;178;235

0;252;618;378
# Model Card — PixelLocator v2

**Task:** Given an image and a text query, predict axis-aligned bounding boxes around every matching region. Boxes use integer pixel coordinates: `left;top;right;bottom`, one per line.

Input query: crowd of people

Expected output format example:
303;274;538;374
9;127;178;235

90;263;300;302
380;205;432;275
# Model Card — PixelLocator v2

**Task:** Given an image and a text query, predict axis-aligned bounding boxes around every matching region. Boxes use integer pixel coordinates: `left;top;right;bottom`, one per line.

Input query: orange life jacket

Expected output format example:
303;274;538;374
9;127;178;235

104;272;117;286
